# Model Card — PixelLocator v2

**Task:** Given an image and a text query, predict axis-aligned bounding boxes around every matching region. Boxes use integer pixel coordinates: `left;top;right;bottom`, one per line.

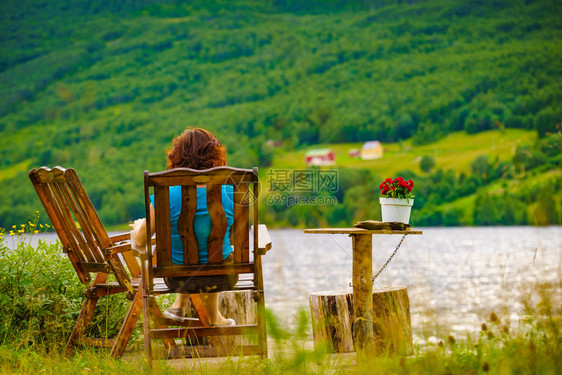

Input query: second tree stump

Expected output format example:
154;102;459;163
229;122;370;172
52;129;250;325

309;286;412;355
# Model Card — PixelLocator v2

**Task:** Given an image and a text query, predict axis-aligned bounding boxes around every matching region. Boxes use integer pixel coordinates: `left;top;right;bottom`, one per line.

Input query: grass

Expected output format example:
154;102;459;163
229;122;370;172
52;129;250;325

0;159;31;182
1;309;560;375
269;129;535;177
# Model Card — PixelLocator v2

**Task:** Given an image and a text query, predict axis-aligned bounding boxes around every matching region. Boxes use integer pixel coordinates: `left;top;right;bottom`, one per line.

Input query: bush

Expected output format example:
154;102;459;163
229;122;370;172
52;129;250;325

419;155;436;172
0;214;128;350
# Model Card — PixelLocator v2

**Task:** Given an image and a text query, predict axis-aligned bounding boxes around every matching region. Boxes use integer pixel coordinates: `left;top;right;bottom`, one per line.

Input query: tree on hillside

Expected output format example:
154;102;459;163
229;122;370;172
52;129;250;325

420;155;435;172
473;190;499;226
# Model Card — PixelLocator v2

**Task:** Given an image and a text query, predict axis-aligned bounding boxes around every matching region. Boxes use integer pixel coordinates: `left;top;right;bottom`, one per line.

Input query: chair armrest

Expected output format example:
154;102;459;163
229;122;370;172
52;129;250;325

127;231;157;260
252;224;272;255
109;232;132;243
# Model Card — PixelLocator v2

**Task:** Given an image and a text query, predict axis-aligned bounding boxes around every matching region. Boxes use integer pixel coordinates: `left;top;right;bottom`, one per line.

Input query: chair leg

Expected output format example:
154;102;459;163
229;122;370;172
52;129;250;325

142;293;153;366
255;257;268;358
257;291;268;359
66;273;109;354
66;296;99;354
110;289;143;358
148;297;177;350
190;295;222;347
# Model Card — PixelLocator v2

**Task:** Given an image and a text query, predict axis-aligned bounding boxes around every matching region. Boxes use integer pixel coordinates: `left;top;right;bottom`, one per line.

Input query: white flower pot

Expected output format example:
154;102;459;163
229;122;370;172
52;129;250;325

379;197;414;224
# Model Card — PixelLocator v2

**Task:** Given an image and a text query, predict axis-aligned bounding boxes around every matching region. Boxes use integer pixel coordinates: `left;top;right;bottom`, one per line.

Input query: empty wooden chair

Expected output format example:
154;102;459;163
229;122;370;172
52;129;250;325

28;166;174;357
140;166;271;365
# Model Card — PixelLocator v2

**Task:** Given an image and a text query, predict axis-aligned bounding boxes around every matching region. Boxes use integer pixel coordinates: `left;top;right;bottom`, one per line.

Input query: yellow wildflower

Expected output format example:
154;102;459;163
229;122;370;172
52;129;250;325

45;224;50;228
18;229;25;234
12;225;16;229
30;223;36;227
9;231;15;235
34;230;39;234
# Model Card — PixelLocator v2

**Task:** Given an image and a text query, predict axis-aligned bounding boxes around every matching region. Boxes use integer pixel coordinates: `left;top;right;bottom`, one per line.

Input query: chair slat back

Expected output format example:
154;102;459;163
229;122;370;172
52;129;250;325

178;185;198;264
28;167;127;284
145;167;258;273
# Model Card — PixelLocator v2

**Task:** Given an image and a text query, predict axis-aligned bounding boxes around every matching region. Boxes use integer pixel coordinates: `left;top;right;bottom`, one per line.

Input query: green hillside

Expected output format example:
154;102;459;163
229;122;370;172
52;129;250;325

262;129;561;227
0;0;561;227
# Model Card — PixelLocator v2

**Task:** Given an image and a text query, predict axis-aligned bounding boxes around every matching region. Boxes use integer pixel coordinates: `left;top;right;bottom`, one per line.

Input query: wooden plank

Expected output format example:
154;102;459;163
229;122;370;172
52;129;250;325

150;325;259;339
29;170;90;284
152;316;202;327
65;169;112;250
148;167;258;187
232;184;249;263
50;182;97;263
153;263;253;278
79;262;111;273
254;254;267;358
108;232;130;242
252;181;259;259
255;224;272;255
207;184;226;264
179;185;198;265
40;182;86;263
154;186;172;267
161;344;263;359
304;228;423;235
58;182;105;263
121;251;141;277
79;337;116;348
351;234;374;355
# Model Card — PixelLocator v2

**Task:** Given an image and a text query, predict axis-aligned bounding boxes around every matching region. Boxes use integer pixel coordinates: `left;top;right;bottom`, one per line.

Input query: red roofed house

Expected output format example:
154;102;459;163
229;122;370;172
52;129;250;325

305;149;335;166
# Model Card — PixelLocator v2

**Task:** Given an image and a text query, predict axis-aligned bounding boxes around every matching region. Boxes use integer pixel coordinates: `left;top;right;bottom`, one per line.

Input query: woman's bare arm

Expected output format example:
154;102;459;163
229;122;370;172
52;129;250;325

129;204;155;246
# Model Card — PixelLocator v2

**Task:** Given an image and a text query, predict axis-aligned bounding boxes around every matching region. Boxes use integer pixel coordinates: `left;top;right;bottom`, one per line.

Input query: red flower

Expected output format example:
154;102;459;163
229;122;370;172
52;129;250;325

380;176;415;199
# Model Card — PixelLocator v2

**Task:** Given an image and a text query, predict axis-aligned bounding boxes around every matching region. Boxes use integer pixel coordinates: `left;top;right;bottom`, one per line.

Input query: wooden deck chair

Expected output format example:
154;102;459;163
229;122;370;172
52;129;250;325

140;166;271;365
28;166;175;357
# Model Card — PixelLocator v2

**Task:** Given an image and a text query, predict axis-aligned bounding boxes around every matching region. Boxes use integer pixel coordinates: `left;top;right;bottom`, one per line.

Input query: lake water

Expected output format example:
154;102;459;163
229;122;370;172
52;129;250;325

9;226;561;342
263;226;561;342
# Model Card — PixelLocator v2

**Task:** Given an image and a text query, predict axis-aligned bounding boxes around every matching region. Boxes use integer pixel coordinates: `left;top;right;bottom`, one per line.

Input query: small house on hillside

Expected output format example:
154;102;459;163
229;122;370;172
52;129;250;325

348;148;360;158
360;141;383;160
305;149;335;166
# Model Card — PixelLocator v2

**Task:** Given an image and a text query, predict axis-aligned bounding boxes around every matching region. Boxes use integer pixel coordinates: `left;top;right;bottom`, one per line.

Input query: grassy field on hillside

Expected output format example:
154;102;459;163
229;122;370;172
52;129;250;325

270;129;535;176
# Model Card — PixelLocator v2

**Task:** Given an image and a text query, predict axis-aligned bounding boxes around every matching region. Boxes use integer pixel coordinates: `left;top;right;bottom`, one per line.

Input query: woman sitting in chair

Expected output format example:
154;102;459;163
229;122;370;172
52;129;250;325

130;127;236;326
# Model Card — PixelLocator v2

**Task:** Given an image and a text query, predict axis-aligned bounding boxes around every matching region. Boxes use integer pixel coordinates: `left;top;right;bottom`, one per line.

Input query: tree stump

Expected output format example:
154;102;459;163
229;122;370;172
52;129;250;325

184;290;257;347
309;286;412;355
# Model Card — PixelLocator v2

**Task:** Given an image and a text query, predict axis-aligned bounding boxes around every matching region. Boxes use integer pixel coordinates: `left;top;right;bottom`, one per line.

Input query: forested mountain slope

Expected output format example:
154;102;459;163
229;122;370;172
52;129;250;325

0;0;560;227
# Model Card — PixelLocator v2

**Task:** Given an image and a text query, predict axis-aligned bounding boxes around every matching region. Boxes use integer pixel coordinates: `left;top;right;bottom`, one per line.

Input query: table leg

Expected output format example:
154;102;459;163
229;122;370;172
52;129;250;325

351;234;374;355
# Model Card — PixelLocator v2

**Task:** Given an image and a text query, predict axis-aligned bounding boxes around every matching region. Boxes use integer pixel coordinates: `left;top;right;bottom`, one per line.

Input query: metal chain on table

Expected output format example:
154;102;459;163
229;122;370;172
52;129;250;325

372;234;407;283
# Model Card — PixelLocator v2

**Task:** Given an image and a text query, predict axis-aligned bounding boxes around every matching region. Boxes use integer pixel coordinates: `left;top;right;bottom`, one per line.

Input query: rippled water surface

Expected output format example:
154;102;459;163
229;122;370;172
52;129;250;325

263;226;561;338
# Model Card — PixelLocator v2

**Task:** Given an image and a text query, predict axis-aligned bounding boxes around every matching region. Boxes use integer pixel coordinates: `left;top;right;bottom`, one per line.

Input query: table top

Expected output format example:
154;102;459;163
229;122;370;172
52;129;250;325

304;227;423;235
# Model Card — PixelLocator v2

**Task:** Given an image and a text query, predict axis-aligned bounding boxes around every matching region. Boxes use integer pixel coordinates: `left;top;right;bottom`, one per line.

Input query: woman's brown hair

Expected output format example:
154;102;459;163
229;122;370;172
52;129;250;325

166;128;226;170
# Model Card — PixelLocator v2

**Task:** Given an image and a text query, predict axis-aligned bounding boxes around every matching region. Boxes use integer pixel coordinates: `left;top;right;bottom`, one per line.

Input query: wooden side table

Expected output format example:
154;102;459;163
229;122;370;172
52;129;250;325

304;227;422;354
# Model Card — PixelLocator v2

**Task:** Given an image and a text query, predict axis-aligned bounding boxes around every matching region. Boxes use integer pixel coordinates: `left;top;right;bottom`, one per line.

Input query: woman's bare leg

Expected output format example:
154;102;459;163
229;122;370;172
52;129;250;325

200;293;229;325
170;293;189;310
